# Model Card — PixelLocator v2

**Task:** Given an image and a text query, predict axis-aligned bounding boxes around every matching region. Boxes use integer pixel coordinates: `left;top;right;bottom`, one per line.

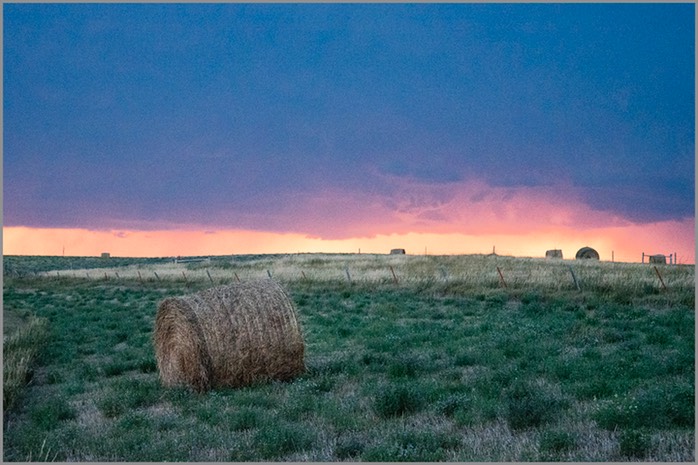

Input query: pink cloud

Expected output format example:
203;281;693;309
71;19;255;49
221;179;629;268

4;177;692;263
256;176;633;239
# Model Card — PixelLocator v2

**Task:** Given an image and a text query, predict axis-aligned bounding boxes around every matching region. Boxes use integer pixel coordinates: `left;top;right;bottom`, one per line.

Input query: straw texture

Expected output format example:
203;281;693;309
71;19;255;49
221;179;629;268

154;280;305;391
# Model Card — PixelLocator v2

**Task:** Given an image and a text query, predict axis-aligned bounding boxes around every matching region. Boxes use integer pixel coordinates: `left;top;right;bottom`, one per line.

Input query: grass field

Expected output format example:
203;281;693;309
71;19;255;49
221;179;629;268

3;253;695;461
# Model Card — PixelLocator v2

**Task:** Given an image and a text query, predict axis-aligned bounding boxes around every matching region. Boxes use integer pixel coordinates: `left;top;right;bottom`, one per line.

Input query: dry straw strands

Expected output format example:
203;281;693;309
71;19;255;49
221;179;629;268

154;280;305;392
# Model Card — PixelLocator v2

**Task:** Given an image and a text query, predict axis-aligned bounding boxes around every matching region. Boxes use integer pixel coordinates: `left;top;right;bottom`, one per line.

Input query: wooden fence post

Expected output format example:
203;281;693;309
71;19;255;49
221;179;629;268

568;266;581;291
154;271;161;281
345;266;352;284
496;266;507;288
206;269;214;284
654;266;667;291
389;266;399;284
234;272;240;282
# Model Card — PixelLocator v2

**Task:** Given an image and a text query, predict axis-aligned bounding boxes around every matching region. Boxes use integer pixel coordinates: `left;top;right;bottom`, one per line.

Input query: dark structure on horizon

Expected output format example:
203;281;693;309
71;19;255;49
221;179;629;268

575;246;599;260
545;249;563;259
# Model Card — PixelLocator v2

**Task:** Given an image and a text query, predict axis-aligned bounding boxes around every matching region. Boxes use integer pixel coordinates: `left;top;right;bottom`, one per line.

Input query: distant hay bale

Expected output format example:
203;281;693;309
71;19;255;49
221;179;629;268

575;246;599;260
153;280;305;392
390;248;406;255
545;249;563;259
649;254;666;264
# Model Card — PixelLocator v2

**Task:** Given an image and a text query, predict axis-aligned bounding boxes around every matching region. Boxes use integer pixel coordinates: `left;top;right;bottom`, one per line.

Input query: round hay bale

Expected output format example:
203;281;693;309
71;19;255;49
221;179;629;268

545;249;563;259
390;248;406;255
649;254;666;264
575;246;599;260
154;280;305;392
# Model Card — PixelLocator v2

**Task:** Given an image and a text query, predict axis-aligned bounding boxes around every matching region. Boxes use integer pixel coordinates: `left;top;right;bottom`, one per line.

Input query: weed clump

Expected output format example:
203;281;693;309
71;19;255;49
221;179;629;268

361;429;459;461
539;430;576;459
29;398;76;430
254;421;315;459
618;429;651;459
374;384;424;418
505;380;568;430
595;382;694;430
335;433;366;460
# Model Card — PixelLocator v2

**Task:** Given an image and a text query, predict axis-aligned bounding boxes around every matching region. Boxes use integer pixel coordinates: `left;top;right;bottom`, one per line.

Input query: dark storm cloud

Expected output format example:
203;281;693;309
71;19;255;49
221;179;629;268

3;3;694;233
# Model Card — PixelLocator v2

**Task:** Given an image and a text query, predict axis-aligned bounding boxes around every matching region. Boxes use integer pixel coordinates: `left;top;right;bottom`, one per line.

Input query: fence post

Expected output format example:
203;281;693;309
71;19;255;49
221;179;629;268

496;266;507;288
154;271;161;281
389;265;399;284
206;269;214;284
345;266;352;284
267;269;272;279
138;270;143;283
654;266;667;291
568;266;581;291
234;272;240;282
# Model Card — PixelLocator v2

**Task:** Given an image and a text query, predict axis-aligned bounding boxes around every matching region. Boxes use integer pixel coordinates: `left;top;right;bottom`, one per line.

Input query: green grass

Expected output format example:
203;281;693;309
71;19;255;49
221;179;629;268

2;254;694;461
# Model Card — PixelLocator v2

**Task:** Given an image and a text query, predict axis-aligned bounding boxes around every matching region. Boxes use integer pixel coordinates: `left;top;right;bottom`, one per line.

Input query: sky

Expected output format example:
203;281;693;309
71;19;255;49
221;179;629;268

3;3;695;263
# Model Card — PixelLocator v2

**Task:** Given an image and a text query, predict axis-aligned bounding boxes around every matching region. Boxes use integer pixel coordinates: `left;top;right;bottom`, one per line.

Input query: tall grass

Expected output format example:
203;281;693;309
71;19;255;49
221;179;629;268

3;315;49;412
37;252;694;299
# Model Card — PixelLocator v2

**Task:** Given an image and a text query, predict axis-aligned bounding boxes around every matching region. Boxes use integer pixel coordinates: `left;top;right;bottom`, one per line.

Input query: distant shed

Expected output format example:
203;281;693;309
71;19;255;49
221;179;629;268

390;248;406;255
575;247;599;260
101;252;111;259
649;254;666;264
545;249;563;259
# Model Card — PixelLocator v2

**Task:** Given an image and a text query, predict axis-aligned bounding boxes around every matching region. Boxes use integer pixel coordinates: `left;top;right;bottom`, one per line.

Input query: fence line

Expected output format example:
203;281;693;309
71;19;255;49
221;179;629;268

31;261;690;294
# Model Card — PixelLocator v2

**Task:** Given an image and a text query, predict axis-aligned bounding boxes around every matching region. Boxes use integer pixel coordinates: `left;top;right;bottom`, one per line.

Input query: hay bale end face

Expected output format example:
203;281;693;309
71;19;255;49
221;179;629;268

154;280;305;392
545;249;563;259
575;246;599;260
649;254;667;264
390;248;406;255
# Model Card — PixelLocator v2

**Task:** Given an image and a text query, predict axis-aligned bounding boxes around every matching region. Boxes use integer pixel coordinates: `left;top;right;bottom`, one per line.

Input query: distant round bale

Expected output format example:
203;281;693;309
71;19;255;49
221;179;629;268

575;247;600;260
153;280;305;392
649;254;666;264
390;248;406;255
545;249;563;259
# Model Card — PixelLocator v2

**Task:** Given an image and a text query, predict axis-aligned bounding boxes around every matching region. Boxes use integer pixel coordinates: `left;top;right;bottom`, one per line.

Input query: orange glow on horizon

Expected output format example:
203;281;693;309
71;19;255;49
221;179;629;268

3;219;695;265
